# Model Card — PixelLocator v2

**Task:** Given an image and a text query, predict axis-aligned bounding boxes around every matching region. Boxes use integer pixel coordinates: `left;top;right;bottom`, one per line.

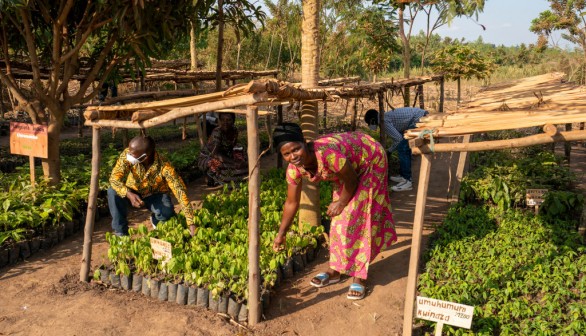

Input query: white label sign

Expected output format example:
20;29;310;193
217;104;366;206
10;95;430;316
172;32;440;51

150;237;172;261
416;296;474;329
526;189;548;207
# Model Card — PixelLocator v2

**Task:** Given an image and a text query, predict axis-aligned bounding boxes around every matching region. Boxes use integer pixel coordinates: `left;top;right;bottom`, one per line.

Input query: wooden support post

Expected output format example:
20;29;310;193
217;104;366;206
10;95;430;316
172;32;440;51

351;98;358;131
378;91;386;146
450;134;472;202
194;113;205;147
277;105;283;169
418;84;425;109
266;114;274;153
29;156;35;187
323;100;327;129
246;105;261;325
439;76;445;113
182;117;188;140
80;126;101;282
412;87;419;108
402;154;432;336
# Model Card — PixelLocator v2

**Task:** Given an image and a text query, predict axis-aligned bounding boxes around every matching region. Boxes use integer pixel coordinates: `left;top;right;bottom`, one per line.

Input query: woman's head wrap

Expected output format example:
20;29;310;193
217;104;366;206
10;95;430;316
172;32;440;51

273;123;305;151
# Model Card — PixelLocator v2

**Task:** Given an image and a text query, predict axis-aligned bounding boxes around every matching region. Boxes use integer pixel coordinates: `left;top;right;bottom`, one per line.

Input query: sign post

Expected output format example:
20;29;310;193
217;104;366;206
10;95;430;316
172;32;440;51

9;122;48;186
415;296;474;336
526;188;548;215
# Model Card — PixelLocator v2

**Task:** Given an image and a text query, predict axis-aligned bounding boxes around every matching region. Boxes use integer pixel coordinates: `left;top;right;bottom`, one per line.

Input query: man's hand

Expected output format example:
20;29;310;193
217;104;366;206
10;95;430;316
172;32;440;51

272;234;286;252
189;225;197;237
326;200;346;217
126;190;144;208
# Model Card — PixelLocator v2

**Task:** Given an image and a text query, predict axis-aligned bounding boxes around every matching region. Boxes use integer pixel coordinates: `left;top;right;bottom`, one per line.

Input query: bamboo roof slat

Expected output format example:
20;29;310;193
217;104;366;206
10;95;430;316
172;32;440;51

407;110;586;139
411;130;586;154
84;92;268;129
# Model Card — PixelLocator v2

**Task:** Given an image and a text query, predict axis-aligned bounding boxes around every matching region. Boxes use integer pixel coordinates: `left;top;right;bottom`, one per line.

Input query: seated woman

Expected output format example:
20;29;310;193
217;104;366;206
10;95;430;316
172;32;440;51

198;112;248;186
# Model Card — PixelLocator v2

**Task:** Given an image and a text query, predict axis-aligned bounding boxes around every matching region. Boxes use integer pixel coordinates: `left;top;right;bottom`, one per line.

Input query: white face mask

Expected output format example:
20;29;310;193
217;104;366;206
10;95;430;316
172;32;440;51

368;124;378;131
126;153;146;165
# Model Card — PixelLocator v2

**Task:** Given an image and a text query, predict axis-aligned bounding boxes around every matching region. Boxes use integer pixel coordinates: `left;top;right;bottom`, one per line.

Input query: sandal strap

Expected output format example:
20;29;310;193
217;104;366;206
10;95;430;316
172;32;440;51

349;283;365;292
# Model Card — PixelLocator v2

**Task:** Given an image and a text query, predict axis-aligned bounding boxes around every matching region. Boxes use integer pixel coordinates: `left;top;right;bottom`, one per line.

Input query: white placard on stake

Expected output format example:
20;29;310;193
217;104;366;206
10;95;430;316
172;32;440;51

150;237;172;262
526;189;548;207
416;296;474;330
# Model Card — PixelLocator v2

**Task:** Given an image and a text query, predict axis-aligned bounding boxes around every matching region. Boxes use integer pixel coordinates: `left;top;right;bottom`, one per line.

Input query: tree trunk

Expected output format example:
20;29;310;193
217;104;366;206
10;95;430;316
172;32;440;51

215;0;224;92
190;23;198;71
398;5;411;106
299;0;321;229
42;112;64;185
457;77;461;104
265;31;275;70
276;35;284;70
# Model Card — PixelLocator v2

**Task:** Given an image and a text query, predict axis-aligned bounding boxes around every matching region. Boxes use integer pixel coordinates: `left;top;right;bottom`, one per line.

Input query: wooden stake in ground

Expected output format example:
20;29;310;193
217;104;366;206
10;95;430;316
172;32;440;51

80;126;101;282
246;105;261;325
403;153;432;336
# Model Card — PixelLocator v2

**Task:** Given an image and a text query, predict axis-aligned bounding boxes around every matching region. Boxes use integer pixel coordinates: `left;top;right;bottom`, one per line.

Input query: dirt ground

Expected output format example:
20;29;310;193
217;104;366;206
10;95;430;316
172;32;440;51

1;73;585;336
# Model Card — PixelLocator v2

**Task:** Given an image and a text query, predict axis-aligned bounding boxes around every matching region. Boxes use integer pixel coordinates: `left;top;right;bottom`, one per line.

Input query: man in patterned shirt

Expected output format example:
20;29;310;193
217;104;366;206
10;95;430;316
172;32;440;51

364;107;428;192
108;136;196;236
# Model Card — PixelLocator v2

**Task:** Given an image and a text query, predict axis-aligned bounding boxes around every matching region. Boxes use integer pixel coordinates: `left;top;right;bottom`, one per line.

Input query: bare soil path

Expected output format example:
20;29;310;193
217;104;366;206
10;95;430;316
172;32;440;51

1;73;584;336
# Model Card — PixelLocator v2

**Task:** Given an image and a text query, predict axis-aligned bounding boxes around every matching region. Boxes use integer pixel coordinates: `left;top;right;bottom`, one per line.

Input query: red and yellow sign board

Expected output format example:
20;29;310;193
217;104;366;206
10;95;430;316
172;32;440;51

9;122;48;159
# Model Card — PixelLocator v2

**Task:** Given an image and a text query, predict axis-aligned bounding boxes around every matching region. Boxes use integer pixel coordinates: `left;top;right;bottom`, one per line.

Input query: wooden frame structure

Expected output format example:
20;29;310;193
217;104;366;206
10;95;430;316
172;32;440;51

401;110;586;335
77;74;444;326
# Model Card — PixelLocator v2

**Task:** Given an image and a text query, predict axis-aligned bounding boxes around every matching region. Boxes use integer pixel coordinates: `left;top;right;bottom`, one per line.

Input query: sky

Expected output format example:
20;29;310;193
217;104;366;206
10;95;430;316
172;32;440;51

411;0;566;48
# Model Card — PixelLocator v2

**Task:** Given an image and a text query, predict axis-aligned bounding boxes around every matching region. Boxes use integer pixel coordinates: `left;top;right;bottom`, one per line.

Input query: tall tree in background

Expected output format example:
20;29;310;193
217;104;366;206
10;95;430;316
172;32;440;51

431;43;494;103
373;0;485;104
299;0;321;228
531;0;586;83
206;0;264;91
0;0;204;184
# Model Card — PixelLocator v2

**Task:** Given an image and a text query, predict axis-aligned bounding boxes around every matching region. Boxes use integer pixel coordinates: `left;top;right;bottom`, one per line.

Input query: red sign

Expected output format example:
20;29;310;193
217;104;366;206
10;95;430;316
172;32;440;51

9;122;48;158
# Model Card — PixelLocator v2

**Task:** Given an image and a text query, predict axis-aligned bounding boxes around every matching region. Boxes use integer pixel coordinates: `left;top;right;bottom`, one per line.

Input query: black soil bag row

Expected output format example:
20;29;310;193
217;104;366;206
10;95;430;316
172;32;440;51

95;244;321;324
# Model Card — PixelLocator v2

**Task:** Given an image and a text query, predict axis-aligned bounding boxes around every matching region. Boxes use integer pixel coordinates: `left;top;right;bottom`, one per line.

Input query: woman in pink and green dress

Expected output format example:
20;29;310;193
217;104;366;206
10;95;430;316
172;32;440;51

272;123;397;300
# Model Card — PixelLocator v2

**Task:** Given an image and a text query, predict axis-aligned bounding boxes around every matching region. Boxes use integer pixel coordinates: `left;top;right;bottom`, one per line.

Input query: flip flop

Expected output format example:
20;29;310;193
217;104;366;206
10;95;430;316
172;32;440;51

346;283;366;300
310;272;341;288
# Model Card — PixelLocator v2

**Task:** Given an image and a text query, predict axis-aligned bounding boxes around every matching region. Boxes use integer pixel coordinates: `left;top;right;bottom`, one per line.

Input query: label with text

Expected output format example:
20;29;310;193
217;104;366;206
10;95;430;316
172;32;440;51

416;296;474;329
150;238;172;261
9;122;48;158
526;189;548;207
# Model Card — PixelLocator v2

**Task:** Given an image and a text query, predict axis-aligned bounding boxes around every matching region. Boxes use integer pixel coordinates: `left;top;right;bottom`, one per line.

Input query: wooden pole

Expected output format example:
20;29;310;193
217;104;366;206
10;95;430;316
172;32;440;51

29;156;35;187
439;76;444;113
277;104;283;168
80;126;101;282
411;130;586;154
351;98;358;131
246;105;261;325
402;153;432;336
418;84;425;109
323;100;327;129
450;134;472;202
378;91;386;146
84;93;268;129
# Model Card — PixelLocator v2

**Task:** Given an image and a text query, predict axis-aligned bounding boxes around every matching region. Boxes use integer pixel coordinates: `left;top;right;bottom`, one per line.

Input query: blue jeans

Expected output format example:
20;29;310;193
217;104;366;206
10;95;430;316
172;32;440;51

107;187;175;236
396;138;412;181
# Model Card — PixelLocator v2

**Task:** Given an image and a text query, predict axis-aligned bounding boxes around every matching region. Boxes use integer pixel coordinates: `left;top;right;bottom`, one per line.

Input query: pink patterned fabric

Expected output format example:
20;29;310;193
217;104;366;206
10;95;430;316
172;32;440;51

286;132;397;279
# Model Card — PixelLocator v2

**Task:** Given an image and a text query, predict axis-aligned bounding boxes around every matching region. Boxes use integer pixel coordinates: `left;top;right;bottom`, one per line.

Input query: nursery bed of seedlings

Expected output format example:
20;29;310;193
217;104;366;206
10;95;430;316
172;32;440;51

96;169;333;323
